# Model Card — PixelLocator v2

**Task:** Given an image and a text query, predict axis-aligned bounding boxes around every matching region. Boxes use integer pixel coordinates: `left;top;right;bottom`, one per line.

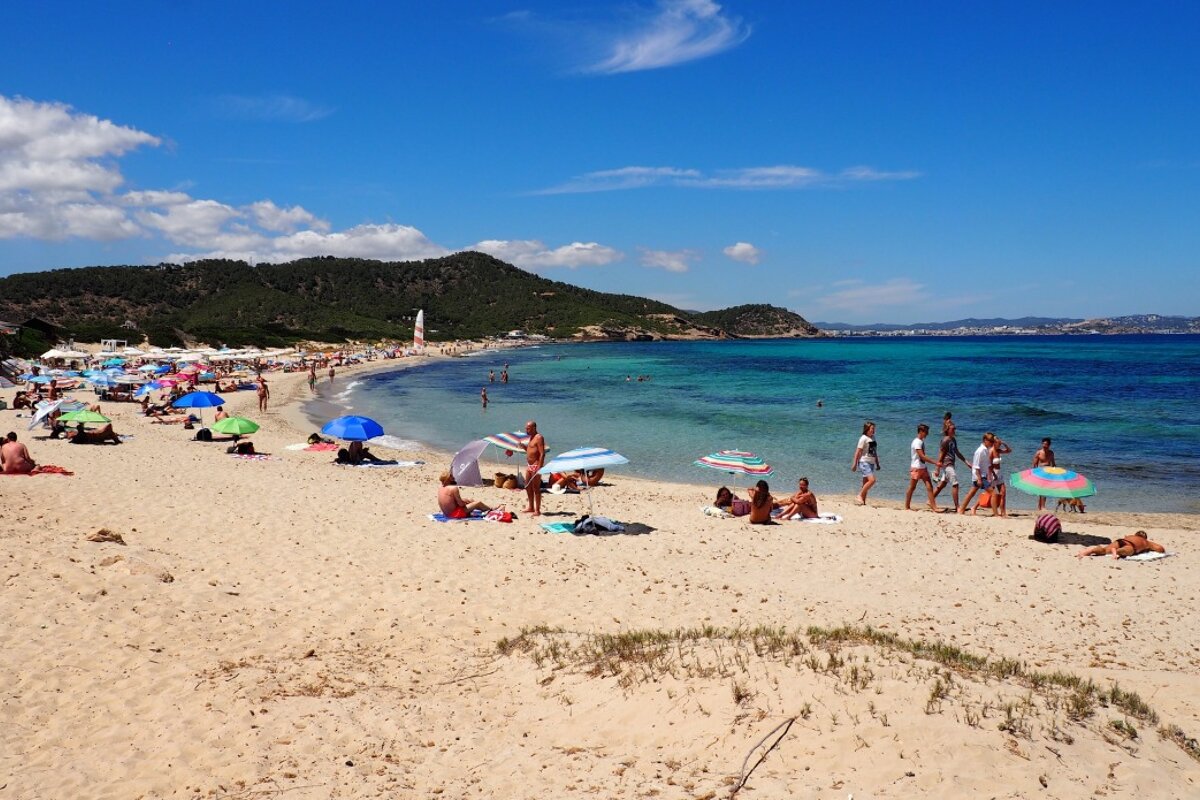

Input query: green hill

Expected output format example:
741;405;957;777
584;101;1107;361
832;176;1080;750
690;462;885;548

0;253;818;347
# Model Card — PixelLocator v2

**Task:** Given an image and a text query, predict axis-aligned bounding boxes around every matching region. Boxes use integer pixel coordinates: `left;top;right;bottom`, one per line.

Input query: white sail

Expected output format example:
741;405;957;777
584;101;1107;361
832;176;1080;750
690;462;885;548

414;310;425;349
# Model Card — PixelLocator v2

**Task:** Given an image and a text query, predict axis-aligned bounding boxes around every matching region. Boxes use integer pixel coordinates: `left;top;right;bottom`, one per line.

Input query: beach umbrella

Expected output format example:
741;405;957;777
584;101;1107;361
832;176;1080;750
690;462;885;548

134;384;157;398
693;450;775;478
27;399;63;430
85;374;117;389
172;391;225;409
59;409;111;425
25;375;54;385
321;415;385;442
138;364;160;372
111;374;146;385
101;358;126;367
1010;466;1096;499
212;416;260;439
538;446;629;516
483;431;530;451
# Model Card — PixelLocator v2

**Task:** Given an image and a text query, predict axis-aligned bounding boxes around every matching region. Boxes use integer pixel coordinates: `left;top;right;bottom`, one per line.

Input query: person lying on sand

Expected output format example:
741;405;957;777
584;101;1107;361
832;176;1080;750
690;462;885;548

715;486;752;517
778;477;819;520
1076;531;1165;560
67;423;122;445
1;432;36;474
438;471;492;519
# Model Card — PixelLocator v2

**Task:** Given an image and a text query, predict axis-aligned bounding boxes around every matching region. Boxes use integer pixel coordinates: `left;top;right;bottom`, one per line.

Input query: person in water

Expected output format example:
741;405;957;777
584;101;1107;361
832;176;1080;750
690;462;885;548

1076;531;1165;559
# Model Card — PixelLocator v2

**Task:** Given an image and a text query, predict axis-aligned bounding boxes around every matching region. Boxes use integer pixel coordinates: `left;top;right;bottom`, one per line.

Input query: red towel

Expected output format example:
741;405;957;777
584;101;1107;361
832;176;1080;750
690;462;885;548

305;442;339;451
29;465;74;476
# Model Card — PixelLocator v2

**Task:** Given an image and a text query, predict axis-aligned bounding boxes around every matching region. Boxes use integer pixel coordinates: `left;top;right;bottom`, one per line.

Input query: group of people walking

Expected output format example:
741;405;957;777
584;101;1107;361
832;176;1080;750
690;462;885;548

851;414;1055;516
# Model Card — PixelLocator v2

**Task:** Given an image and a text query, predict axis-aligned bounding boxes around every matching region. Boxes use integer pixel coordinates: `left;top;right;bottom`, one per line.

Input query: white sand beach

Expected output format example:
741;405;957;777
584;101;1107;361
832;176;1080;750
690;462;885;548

2;359;1198;798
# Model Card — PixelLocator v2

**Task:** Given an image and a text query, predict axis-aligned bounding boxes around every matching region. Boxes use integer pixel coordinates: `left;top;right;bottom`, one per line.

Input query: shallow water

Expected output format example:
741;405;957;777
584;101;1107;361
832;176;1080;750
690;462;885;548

312;335;1200;513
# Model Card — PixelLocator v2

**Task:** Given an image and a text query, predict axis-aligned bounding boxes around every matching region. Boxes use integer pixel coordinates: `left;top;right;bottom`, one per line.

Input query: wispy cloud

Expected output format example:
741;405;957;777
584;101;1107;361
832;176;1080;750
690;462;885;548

587;0;751;74
722;241;760;264
639;247;698;273
472;239;623;270
212;94;333;123
814;278;929;312
535;164;920;194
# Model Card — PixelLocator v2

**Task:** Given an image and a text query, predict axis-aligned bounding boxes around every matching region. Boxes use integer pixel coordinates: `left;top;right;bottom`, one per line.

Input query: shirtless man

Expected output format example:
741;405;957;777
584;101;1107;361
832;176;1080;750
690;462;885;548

778;477;819;519
256;377;270;412
1076;531;1165;560
438;472;492;519
1032;437;1056;510
1;432;35;474
523;420;546;517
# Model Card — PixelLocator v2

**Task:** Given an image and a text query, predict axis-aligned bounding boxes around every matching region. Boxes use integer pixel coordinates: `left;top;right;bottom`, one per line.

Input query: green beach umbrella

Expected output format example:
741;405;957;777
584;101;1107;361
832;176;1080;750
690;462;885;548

211;416;260;437
58;410;111;425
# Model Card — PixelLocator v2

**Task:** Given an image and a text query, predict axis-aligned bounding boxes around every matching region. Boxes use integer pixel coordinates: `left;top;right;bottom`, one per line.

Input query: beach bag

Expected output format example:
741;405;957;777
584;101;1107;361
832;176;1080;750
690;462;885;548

1033;513;1062;542
194;427;212;442
573;514;625;535
485;507;514;523
730;499;751;517
494;472;509;488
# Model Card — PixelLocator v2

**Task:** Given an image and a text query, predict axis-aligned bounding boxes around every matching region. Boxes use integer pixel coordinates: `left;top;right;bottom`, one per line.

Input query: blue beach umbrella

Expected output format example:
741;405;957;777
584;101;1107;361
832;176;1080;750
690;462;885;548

537;446;630;516
173;390;226;423
85;374;117;389
321;415;385;442
101;358;126;367
25;375;54;384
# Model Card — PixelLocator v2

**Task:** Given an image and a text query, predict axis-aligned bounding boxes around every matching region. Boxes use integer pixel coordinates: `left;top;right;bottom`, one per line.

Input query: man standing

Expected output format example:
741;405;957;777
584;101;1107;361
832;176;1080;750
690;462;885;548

905;424;943;512
256;376;270;413
959;432;995;514
480;387;489;409
1032;437;1056;510
932;421;970;511
522;420;546;517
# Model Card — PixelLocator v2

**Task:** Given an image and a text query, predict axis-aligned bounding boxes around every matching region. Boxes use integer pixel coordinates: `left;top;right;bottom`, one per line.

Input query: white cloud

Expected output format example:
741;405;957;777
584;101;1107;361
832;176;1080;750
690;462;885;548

247;199;330;233
537;163;920;194
815;278;929;311
588;0;750;74
472;239;623;270
639;247;697;273
722;241;760;264
212;94;333;123
173;223;449;264
120;190;192;207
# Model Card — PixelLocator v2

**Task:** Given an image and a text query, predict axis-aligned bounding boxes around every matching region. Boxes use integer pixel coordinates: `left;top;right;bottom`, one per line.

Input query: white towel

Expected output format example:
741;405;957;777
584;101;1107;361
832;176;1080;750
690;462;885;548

1126;551;1175;562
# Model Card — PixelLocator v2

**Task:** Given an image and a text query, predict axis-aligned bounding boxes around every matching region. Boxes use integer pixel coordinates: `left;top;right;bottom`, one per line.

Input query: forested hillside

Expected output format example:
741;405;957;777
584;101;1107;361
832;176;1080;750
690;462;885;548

0;253;819;347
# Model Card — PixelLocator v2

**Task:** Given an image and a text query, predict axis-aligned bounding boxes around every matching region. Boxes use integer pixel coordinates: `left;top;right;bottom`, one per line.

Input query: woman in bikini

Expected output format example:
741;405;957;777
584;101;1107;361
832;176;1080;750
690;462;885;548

1076;531;1165;559
747;480;775;524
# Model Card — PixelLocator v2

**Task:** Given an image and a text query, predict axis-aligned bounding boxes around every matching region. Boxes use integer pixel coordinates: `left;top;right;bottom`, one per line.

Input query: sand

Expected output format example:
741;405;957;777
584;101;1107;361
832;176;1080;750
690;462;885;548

2;358;1198;799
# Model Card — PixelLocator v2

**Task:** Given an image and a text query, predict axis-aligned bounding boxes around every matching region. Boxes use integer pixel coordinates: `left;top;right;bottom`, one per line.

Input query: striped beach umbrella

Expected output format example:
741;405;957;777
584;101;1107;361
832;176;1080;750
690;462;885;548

1010;466;1096;499
693;450;775;478
483;431;530;452
537;446;630;516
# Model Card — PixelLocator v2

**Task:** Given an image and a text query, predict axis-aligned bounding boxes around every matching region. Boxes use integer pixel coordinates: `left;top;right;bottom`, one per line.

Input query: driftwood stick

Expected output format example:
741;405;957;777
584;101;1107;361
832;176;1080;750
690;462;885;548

729;716;797;797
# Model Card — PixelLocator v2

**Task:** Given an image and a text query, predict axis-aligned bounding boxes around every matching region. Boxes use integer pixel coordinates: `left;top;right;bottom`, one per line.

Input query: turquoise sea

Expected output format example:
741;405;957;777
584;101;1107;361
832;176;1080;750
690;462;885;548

314;335;1200;514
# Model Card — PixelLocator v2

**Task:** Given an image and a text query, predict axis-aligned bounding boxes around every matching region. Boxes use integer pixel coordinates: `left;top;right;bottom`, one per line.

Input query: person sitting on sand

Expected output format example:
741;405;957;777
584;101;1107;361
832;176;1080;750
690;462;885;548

1;432;36;474
1076;531;1165;560
577;468;604;487
778;477;819;520
747;479;776;524
214;406;229;422
549;472;579;493
438;471;492;519
715;486;752;517
336;440;383;464
67;422;122;445
307;432;333;445
12;391;33;410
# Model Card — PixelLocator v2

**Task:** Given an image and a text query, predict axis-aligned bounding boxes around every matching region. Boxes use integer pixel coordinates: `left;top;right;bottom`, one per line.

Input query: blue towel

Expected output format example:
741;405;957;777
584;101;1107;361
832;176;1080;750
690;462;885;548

539;522;576;534
428;510;487;522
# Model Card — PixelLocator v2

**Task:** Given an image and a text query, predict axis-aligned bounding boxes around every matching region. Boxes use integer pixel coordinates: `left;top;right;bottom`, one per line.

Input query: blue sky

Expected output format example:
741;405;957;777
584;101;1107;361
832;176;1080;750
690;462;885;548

1;1;1198;323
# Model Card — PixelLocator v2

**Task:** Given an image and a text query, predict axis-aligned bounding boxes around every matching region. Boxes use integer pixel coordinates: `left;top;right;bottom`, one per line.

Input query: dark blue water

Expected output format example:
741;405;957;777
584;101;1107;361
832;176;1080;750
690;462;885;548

321;336;1200;513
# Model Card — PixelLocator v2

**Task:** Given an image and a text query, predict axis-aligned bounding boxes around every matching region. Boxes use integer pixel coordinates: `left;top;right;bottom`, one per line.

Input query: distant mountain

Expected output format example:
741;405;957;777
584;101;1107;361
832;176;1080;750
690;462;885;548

813;317;1083;332
0;253;820;348
814;314;1199;334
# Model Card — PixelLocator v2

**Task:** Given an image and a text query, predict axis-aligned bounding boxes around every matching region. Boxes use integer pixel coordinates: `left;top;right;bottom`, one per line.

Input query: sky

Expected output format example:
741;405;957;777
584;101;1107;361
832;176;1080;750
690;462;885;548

1;1;1198;324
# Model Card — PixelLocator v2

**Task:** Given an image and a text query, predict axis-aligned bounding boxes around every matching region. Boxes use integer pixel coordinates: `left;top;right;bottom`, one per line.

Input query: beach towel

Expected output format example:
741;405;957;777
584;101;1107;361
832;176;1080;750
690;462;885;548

701;505;733;519
770;509;842;524
229;453;277;461
428;510;488;522
540;522;576;534
335;460;425;468
1126;552;1176;562
284;443;309;451
2;464;73;476
305;442;339;452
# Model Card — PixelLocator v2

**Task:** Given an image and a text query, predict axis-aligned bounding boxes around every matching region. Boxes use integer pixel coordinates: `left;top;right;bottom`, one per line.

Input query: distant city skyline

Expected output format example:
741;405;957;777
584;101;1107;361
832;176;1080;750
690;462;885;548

1;1;1198;323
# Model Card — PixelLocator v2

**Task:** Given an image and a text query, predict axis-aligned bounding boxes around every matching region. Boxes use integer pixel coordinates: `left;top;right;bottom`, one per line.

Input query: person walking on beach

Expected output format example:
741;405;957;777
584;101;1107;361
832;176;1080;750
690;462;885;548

932;421;970;510
942;411;953;436
905;424;943;512
328;365;335;385
522;420;546;517
256;376;270;413
960;432;995;514
1032;437;1056;510
480;387;488;409
308;365;317;394
851;421;880;506
981;434;1013;517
